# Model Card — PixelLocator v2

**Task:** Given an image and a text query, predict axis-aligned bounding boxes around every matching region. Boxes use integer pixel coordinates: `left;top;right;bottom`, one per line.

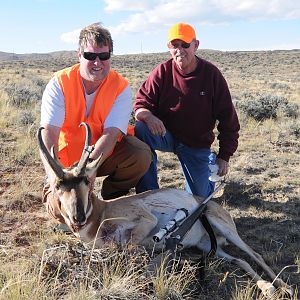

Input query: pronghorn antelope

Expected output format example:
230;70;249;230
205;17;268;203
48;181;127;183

38;123;293;297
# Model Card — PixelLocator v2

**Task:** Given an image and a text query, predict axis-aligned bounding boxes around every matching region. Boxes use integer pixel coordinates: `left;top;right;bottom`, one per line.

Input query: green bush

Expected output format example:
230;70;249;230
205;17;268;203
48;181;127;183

270;82;290;90
4;79;46;107
236;94;298;121
289;120;300;138
19;110;36;126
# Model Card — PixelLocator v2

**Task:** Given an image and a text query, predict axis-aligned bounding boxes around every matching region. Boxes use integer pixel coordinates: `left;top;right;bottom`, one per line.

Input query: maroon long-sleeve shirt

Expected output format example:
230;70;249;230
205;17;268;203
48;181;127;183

134;57;240;161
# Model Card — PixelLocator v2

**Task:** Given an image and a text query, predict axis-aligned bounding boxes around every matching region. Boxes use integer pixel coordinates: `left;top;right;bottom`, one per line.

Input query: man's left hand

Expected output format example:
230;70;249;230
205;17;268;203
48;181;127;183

216;158;229;176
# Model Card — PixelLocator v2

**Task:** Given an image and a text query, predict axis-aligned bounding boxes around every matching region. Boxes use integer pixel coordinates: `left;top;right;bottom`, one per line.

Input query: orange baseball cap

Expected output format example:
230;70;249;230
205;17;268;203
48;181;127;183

168;23;196;43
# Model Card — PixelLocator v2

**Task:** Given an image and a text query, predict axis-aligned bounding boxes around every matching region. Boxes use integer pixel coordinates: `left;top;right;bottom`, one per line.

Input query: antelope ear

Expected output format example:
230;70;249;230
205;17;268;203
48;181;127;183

86;153;104;176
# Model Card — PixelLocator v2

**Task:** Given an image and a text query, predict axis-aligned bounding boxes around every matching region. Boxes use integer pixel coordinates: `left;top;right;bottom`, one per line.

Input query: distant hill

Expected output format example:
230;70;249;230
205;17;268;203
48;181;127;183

0;50;77;61
1;48;299;63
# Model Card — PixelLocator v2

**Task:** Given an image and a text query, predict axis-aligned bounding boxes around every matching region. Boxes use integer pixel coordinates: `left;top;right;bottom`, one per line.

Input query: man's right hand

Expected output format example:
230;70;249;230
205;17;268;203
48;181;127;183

135;109;166;136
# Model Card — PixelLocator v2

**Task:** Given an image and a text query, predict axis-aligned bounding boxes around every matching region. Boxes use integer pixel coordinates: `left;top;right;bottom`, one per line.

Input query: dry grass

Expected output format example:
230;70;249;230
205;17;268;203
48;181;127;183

0;49;299;299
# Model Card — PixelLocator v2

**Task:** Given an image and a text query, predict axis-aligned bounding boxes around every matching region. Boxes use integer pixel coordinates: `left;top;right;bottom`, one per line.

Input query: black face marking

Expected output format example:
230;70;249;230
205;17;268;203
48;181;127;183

56;176;89;192
74;188;86;224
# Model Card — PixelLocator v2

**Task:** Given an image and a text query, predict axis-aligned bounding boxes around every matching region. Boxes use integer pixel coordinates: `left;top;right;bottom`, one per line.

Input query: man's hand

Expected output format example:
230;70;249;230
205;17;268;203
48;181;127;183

145;114;166;136
216;157;229;176
135;108;166;136
90;127;121;162
86;127;121;195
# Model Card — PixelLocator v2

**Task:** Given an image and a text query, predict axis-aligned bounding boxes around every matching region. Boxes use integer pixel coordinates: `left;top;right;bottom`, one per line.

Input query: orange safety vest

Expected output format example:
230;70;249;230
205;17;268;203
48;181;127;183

55;64;133;167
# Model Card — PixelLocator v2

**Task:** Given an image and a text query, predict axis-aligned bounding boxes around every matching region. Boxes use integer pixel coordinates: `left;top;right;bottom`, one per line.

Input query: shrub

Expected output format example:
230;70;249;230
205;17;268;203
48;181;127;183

18;110;36;126
289;120;300;138
4;81;45;107
270;82;290;90
281;102;299;118
236;94;298;121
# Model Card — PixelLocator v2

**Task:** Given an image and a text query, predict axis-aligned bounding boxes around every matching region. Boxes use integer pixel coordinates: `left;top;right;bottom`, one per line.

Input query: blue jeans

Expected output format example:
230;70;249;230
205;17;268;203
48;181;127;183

135;121;215;198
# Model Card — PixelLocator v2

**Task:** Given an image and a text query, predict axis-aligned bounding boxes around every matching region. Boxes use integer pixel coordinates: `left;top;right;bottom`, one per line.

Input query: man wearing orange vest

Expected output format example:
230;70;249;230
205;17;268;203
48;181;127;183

40;22;151;211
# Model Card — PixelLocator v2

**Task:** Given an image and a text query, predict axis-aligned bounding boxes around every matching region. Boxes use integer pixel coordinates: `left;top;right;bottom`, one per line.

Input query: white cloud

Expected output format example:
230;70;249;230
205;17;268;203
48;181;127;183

60;29;80;45
210;0;300;20
59;1;300;49
108;0;212;37
103;0;153;12
106;0;300;37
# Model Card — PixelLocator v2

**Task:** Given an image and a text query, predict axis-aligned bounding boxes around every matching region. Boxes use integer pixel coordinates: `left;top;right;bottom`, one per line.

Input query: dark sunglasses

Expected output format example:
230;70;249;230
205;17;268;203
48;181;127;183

83;51;111;61
169;41;192;49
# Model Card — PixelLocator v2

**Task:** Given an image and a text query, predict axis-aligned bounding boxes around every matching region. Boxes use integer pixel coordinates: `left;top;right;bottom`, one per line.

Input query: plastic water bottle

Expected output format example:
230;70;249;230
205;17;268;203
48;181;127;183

208;152;222;182
208;164;222;182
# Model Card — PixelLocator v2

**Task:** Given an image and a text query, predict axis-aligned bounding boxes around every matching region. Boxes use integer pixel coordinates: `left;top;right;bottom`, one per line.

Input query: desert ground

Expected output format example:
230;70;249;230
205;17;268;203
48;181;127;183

0;49;299;299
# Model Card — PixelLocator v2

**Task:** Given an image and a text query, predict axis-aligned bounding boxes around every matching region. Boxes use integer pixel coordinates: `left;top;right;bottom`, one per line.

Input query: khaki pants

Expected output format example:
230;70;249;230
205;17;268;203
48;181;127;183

43;135;151;222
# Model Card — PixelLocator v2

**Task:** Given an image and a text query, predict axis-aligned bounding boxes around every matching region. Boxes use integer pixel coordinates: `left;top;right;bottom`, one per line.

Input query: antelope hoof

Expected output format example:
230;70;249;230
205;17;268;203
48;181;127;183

257;280;276;298
274;278;294;297
280;286;294;297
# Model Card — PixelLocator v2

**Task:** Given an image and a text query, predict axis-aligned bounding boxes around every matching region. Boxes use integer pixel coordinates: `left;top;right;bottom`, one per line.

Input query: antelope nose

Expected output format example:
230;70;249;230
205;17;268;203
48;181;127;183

72;214;86;225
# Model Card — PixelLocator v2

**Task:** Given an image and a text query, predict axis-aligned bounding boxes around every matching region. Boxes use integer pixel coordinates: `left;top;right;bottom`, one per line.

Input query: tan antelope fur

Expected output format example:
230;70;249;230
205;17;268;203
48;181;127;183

38;123;293;297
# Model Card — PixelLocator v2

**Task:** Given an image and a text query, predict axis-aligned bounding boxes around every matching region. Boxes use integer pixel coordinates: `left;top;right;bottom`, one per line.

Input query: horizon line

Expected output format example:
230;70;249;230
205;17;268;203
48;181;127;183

1;47;300;56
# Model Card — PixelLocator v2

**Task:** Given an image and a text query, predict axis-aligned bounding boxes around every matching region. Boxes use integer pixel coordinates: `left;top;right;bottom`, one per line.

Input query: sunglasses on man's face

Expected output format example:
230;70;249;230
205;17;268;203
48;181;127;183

169;41;192;49
83;51;111;61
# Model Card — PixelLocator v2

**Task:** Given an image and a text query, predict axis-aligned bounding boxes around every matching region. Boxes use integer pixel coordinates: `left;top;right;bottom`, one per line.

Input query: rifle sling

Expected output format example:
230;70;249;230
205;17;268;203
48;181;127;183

199;213;217;256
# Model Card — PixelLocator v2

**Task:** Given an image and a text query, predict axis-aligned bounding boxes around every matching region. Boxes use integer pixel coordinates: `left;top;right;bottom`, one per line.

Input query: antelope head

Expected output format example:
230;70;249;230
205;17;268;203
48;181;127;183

38;122;103;232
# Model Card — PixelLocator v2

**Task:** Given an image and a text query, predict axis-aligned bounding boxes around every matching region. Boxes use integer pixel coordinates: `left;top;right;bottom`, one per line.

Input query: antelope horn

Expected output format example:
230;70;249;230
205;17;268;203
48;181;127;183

51;146;65;169
87;152;104;170
37;127;64;179
75;122;94;176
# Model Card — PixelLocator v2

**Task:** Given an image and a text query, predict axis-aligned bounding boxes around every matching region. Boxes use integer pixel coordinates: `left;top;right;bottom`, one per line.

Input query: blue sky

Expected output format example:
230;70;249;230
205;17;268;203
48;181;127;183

2;0;300;55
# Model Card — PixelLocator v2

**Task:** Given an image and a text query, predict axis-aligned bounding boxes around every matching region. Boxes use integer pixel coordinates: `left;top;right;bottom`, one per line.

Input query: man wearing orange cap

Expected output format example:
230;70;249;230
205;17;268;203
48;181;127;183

134;23;240;197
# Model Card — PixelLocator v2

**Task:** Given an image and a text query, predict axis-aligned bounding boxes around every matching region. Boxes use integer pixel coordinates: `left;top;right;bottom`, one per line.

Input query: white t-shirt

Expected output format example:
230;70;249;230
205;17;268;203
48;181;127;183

41;77;133;134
